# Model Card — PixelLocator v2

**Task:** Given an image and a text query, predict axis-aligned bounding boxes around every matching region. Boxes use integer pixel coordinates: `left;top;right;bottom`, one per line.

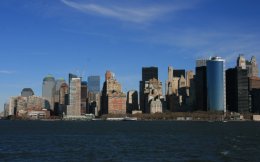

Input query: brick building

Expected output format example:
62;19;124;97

101;71;126;114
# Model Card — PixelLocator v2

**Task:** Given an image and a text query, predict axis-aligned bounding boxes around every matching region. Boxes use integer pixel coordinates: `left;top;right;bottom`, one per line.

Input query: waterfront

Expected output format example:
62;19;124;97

0;121;260;162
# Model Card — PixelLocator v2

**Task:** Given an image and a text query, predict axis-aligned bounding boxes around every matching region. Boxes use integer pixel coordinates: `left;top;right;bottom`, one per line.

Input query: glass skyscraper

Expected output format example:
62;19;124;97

207;57;226;112
88;76;100;93
42;75;56;111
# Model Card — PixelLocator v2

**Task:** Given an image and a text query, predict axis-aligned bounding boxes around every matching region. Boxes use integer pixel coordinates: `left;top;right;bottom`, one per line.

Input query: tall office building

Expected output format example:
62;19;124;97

226;67;249;113
186;71;194;88
53;78;66;115
21;88;34;97
88;76;100;93
42;75;56;111
59;83;69;115
67;78;81;116
207;57;226;112
140;67;158;112
127;90;139;113
142;67;158;81
195;59;208;111
173;69;185;78
54;78;66;102
81;81;88;114
101;71;126;114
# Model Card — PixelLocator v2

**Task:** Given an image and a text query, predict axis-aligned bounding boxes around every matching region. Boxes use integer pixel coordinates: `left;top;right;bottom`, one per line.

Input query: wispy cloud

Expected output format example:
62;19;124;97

0;70;15;75
61;0;195;23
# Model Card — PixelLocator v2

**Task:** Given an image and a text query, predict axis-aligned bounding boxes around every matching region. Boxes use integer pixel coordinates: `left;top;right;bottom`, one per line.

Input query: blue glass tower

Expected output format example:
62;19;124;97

207;57;226;112
88;76;100;93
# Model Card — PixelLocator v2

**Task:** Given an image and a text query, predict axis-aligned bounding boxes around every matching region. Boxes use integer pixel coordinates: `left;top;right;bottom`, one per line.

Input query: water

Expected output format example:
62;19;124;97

0;121;260;162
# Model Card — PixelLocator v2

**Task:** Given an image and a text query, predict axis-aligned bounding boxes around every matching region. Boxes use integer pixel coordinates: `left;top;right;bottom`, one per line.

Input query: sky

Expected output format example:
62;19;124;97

1;0;260;111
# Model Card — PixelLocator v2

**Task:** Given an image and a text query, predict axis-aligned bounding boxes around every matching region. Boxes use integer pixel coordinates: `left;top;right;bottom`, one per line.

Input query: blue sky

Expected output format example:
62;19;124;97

1;0;260;111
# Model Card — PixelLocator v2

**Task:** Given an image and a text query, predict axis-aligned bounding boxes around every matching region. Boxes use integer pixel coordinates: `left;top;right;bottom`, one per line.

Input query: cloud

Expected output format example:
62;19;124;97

61;0;195;23
0;70;15;75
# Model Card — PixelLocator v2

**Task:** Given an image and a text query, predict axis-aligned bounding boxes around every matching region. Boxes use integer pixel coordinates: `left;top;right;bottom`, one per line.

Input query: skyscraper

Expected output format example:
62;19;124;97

54;78;66;115
55;78;66;103
101;71;126;114
42;75;56;111
88;76;100;93
195;60;207;111
140;67;158;112
127;90;139;113
142;67;158;81
67;78;81;116
226;67;249;113
81;81;88;114
207;57;226;112
173;69;185;78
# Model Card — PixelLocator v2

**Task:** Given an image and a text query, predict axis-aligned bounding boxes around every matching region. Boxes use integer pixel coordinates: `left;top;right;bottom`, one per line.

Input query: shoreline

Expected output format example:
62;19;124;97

1;112;259;122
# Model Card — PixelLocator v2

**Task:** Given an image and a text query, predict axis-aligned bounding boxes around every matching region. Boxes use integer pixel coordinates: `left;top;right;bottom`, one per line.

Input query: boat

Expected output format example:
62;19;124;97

123;117;138;121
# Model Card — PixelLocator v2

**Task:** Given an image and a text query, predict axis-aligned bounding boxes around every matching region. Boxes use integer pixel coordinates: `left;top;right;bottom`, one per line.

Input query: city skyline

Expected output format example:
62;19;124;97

1;0;260;111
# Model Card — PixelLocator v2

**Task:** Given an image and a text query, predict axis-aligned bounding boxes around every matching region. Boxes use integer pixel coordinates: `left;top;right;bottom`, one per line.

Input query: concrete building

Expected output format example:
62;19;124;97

246;56;259;77
88;92;101;116
42;75;56;111
249;77;260;90
67;78;81;116
143;78;163;113
226;67;249;113
237;54;247;70
127;90;139;114
166;66;192;112
207;57;226;112
140;67;158;112
186;71;194;88
8;96;50;118
101;71;126;114
21;88;34;97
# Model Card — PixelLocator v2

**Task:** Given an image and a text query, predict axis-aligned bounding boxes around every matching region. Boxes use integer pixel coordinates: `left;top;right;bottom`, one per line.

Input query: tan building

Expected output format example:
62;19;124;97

101;71;126;114
144;78;163;113
249;76;260;90
166;66;193;112
67;78;81;116
186;71;194;88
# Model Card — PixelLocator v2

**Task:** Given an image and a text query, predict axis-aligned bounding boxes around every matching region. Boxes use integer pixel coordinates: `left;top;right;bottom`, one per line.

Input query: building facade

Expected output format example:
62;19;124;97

207;57;226;112
127;90;139;113
42;75;56;111
67;78;81;116
101;71;126;114
81;81;88;114
226;67;249;113
88;76;100;93
143;78;163;113
140;67;158;113
195;60;208;111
